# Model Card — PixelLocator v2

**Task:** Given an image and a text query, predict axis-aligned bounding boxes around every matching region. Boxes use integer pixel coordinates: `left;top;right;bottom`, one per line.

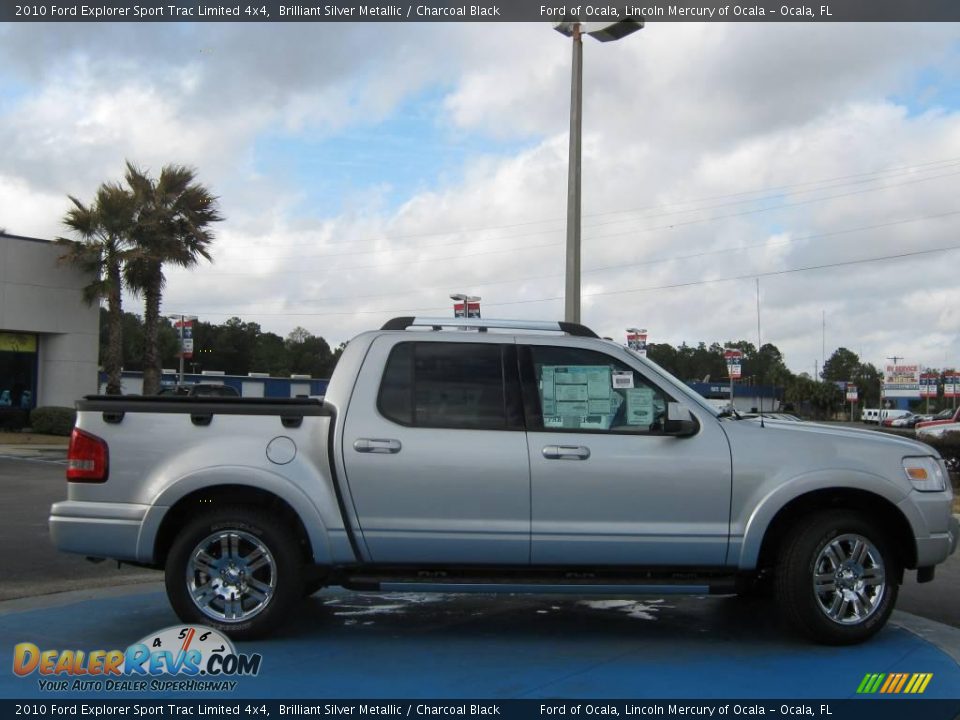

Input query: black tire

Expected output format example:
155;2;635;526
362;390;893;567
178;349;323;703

165;506;304;640
774;510;899;645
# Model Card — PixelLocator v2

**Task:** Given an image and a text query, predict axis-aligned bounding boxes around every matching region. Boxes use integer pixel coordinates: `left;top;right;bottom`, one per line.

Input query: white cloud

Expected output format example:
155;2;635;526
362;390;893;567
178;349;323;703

2;22;960;374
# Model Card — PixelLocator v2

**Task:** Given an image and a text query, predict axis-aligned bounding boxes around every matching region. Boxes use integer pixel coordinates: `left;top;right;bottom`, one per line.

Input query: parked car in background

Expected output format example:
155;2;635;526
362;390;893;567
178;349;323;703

863;409;911;425
157;383;240;398
915;407;959;431
741;413;802;422
893;414;933;429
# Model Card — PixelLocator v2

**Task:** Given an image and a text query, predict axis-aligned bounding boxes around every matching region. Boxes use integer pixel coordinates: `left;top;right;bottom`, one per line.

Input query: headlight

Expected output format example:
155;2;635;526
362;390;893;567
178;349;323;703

902;456;947;492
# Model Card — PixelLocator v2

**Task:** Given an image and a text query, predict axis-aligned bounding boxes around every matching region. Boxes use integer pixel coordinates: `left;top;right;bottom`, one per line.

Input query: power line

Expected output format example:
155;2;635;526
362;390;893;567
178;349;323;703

173;208;960;307
215;155;960;252
171;240;960;318
177;168;960;274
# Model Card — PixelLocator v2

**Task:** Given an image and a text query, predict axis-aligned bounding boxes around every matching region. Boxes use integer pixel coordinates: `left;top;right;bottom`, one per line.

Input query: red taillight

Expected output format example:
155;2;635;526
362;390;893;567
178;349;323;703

66;428;109;483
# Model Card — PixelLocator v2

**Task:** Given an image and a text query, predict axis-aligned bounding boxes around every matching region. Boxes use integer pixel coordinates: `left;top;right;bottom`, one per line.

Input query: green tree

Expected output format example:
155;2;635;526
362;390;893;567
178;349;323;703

57;183;135;395
286;327;334;378
822;347;861;383
752;343;793;388
124;162;222;394
851;362;882;409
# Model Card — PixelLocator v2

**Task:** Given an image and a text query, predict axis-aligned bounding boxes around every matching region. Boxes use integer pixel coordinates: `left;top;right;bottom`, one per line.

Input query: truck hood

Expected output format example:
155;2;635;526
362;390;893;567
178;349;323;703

731;418;936;455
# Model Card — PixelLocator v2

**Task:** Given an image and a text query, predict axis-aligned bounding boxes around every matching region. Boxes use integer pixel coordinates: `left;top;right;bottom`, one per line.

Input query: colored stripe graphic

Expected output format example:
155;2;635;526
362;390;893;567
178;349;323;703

857;672;932;694
879;674;896;693
893;673;909;693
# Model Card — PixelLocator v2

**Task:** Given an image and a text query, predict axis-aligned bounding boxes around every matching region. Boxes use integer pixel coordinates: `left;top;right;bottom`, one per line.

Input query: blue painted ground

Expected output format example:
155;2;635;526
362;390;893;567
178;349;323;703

1;589;959;699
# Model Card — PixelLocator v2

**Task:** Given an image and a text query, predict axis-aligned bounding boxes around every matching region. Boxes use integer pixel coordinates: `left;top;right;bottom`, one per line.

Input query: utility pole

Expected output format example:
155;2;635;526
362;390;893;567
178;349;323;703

884;355;903;416
821;309;825;375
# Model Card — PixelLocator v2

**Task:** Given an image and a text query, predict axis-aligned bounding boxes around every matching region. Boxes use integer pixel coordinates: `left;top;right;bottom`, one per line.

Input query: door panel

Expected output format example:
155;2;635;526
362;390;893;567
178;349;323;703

341;337;530;564
521;343;732;567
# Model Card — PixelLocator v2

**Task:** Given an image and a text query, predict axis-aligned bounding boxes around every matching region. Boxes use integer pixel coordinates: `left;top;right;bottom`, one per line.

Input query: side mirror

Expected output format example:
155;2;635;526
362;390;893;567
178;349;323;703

664;402;698;437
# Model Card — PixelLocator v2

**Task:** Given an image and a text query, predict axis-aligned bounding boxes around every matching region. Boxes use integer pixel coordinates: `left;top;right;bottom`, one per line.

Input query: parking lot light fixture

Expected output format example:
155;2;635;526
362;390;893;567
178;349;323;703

553;18;644;324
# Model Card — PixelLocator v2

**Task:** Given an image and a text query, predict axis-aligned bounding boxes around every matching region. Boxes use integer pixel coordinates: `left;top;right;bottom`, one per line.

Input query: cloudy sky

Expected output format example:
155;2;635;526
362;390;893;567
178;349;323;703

1;21;959;374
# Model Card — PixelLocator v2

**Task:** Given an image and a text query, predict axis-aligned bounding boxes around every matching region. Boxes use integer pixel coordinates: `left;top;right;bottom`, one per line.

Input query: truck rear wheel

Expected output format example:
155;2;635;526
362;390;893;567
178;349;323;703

164;506;304;640
775;510;898;645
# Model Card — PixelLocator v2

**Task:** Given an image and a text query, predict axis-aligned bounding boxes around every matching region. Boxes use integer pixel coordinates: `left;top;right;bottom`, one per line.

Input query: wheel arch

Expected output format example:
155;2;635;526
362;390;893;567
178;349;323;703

752;488;916;578
141;475;333;568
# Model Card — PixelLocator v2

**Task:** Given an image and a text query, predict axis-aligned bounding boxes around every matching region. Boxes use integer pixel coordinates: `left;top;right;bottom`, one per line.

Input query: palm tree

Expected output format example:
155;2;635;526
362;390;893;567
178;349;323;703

57;183;135;395
124;162;222;395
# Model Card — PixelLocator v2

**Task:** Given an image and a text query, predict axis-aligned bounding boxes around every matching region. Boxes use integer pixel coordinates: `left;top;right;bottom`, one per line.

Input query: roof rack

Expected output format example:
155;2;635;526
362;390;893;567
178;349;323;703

380;316;599;338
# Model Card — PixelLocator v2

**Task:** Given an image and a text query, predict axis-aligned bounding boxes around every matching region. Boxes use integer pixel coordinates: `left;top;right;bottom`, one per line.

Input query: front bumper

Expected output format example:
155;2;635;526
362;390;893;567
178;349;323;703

49;501;149;562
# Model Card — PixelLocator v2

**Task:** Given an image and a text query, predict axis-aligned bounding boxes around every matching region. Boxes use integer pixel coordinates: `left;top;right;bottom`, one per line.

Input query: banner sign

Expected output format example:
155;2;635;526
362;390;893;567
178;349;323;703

627;329;648;357
175;319;194;359
919;373;939;399
724;349;743;380
453;301;481;320
883;364;919;398
945;372;959;400
846;385;858;403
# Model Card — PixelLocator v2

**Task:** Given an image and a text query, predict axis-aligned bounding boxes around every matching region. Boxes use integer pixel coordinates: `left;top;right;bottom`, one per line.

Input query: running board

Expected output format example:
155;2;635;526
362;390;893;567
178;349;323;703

338;573;737;595
375;582;714;595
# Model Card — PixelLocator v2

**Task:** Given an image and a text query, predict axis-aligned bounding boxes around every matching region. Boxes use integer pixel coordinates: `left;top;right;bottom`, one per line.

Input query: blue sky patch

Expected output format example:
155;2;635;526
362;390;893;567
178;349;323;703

892;45;960;116
252;88;538;218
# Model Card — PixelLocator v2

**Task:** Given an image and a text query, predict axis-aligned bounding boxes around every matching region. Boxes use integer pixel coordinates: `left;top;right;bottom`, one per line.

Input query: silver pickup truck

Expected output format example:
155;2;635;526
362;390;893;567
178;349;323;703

50;317;958;644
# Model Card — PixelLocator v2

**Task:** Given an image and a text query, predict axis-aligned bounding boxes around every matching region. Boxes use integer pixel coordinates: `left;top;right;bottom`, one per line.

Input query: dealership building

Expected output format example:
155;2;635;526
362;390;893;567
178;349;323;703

0;231;99;410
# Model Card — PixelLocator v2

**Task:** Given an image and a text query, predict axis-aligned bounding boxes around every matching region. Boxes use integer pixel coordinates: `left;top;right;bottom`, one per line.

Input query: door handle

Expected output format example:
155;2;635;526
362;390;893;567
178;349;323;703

542;445;590;460
353;438;402;454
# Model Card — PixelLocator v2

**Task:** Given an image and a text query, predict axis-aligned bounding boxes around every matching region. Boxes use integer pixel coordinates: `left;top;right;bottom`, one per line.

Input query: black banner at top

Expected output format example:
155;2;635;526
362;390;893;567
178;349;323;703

4;0;960;23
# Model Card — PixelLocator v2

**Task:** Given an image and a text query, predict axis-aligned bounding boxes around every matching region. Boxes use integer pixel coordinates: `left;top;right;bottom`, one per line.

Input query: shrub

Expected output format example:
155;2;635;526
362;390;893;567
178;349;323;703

29;407;77;436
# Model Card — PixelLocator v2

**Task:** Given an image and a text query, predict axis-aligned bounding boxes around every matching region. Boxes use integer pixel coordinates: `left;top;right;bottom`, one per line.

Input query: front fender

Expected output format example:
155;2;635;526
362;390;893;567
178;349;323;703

136;466;333;566
734;469;909;569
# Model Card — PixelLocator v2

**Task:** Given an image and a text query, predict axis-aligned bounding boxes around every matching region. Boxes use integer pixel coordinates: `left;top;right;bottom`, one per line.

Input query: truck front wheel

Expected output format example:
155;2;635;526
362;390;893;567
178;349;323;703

165;506;304;640
775;510;899;645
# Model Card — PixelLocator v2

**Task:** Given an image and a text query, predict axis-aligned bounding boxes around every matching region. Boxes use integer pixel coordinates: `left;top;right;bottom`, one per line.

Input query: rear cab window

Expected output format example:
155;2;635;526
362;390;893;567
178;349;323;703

377;341;522;430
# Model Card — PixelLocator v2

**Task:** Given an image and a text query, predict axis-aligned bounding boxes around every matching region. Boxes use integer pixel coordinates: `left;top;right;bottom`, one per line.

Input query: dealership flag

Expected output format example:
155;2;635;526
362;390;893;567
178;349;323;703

724;348;743;380
175;319;194;359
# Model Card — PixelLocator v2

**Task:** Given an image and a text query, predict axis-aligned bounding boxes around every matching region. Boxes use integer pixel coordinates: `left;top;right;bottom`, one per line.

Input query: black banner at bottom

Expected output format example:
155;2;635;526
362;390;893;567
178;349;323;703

2;700;960;720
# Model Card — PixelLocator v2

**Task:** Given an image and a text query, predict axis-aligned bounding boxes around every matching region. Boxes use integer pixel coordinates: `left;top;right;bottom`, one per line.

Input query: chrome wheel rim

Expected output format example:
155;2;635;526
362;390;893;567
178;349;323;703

187;529;276;623
813;533;885;625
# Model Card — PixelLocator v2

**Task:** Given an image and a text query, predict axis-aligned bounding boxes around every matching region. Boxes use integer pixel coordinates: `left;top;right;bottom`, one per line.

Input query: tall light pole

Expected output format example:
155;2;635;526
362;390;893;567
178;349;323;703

168;314;198;386
553;18;644;324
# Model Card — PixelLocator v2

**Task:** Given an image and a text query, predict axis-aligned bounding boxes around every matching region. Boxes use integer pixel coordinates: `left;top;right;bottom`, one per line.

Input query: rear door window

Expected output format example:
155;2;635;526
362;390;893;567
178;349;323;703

378;342;520;430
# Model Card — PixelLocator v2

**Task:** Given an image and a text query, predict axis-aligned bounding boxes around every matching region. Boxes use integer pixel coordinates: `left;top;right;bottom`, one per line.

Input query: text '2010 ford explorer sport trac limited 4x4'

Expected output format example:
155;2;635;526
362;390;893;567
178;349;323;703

51;317;959;644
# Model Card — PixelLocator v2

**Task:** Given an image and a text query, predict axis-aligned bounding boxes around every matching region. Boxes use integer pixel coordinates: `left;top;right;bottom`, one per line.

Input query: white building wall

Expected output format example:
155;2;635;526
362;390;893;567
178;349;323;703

0;233;99;407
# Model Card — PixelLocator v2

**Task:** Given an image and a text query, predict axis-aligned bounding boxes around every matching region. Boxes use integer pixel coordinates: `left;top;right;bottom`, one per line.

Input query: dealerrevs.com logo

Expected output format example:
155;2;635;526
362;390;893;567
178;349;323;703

12;625;262;693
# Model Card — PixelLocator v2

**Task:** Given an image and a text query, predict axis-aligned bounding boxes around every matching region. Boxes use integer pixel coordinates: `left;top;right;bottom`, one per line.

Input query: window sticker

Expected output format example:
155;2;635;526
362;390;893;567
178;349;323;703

625;387;655;426
556;384;588;402
612;371;634;389
539;365;615;429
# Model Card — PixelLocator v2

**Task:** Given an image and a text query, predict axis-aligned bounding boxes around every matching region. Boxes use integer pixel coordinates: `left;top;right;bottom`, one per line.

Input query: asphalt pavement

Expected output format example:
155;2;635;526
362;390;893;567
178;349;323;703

0;457;159;601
